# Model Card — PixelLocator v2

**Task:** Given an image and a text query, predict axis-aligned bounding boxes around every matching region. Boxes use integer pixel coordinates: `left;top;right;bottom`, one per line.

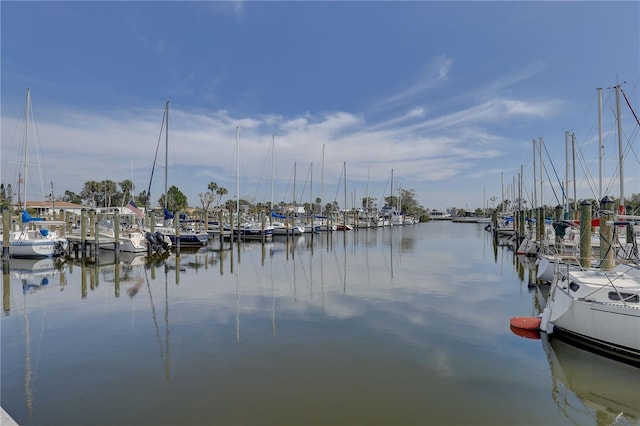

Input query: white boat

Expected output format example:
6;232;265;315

540;264;640;363
98;222;148;253
226;221;274;240
8;89;67;258
271;221;304;236
155;220;209;247
8;228;66;258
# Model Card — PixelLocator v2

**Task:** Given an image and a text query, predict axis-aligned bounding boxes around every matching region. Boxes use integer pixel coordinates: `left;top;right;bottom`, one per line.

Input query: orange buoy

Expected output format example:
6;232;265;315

510;316;541;330
510;325;541;340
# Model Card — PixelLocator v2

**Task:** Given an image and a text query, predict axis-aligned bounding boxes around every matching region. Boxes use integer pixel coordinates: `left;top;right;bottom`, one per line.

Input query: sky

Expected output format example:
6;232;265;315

1;1;639;213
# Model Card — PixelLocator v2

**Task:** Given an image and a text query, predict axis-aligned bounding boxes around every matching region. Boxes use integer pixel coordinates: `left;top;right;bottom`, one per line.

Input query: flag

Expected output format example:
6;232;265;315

127;200;144;219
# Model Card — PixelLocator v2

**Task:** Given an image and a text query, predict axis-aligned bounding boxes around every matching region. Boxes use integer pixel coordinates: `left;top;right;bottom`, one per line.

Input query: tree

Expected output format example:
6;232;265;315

361;196;376;211
159;185;188;212
62;190;82;204
120;179;134;207
137;190;150;208
202;181;229;208
324;201;339;215
384;195;398;209
102;179;117;208
385;188;426;218
80;180;100;207
199;191;215;216
215;186;228;207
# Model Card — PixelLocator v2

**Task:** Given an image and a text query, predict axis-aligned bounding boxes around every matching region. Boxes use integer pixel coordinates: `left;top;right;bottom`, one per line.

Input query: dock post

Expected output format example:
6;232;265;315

65;210;72;235
175;211;181;254
94;215;100;262
2;209;10;260
229;209;235;244
114;209;121;254
261;213;266;243
80;208;87;258
219;211;224;244
579;199;592;268
600;196;615;271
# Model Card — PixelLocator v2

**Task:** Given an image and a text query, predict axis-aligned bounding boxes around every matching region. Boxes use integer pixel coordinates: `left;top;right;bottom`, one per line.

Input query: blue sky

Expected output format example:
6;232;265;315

1;1;639;212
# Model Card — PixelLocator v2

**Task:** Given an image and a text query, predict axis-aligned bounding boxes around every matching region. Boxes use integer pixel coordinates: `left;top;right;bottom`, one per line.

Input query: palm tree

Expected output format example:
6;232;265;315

81;180;100;207
120;179;134;207
103;180;117;208
215;186;228;207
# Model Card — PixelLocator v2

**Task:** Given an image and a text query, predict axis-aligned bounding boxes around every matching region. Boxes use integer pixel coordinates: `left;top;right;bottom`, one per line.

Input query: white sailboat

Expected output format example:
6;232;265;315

537;85;640;364
8;88;67;258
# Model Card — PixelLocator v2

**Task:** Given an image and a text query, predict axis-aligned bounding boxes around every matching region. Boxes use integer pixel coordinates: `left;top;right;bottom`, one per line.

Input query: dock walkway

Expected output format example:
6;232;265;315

1;407;19;426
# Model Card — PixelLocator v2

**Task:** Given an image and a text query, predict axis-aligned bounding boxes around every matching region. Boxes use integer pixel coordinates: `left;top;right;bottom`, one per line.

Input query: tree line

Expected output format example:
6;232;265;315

1;179;431;220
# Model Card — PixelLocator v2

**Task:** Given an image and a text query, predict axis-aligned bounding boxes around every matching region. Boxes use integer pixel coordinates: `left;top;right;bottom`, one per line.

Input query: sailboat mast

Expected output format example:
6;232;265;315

309;162;313;215
23;88;31;212
572;132;577;214
615;84;624;213
539;137;543;212
270;135;275;211
390;168;394;207
343;162;347;216
164;101;169;210
320;144;325;215
532;139;537;209
597;87;604;200
236;126;240;222
565;130;570;215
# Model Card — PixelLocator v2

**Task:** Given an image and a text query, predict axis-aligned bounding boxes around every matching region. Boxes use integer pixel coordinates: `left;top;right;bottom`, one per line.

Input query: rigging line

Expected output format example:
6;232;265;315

574;141;599;201
297;163;311;205
333;166;344;203
27;97;48;201
571;132;600;201
279;164;294;204
542;142;564;204
146;106;167;210
542;160;561;206
621;89;640;128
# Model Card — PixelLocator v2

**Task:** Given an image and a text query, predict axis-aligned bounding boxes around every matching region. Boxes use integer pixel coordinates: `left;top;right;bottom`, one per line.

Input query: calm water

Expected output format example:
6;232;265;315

1;221;639;426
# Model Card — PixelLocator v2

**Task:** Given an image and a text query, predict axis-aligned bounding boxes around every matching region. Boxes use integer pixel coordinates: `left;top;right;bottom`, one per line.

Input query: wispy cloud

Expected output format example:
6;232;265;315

373;56;453;112
203;0;245;20
0;74;563;210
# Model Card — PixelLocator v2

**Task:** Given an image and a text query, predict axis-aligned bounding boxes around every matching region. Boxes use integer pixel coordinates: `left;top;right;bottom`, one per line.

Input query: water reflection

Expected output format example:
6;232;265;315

514;250;640;425
3;223;638;426
542;334;640;425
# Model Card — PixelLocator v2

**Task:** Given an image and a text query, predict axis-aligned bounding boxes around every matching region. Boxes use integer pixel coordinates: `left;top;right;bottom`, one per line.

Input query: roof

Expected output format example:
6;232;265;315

16;201;92;209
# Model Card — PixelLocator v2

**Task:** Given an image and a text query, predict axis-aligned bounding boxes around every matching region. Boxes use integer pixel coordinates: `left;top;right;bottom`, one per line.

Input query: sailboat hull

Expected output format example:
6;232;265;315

545;269;640;363
9;234;57;258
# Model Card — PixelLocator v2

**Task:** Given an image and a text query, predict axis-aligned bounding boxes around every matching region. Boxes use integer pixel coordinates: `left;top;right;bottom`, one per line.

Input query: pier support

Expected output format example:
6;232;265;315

2;209;10;260
579;199;592;268
80;208;87;258
600;196;615;271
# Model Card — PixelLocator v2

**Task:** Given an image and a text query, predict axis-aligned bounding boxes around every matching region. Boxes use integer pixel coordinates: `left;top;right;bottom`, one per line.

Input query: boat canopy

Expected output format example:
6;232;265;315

270;210;287;219
22;209;44;223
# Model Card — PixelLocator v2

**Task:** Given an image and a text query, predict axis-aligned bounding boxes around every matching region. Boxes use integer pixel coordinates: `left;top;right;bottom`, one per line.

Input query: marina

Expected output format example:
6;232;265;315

1;220;638;426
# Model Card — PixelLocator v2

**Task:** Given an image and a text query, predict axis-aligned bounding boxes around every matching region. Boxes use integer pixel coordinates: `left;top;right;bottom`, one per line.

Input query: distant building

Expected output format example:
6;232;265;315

13;200;91;217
